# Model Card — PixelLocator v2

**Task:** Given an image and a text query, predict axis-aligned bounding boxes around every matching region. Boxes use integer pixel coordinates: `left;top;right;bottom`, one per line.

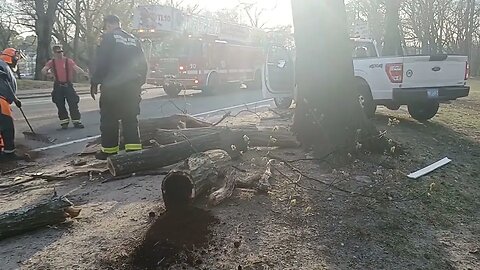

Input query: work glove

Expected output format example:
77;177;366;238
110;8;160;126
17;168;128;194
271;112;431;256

90;84;98;100
14;99;22;108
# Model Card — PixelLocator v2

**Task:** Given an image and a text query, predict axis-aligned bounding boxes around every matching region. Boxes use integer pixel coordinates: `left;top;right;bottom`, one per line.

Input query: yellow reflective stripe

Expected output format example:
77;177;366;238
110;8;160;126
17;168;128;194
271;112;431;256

60;118;70;124
102;146;119;154
125;144;142;151
72;119;82;123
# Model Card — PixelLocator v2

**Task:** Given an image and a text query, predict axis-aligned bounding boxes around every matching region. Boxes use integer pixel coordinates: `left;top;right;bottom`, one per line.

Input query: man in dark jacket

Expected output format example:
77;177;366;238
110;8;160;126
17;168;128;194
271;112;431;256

0;57;22;161
91;15;148;160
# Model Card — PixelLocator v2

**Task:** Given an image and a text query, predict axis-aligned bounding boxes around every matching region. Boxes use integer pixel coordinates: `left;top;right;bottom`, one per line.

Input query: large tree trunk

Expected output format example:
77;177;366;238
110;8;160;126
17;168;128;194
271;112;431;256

107;130;246;176
383;0;403;56
34;0;61;80
0;196;80;240
291;0;375;156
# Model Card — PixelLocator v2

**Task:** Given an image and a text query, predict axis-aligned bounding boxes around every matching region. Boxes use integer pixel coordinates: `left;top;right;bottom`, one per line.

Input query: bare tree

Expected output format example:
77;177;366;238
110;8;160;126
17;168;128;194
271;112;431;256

16;0;63;79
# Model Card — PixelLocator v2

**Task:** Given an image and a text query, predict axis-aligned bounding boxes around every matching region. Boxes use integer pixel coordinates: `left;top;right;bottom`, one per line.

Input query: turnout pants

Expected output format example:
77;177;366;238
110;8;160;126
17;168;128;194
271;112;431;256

100;84;142;154
52;82;81;125
0;97;15;154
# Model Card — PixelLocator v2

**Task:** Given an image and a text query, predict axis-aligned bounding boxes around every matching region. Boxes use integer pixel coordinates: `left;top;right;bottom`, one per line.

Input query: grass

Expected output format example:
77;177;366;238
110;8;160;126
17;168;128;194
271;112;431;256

17;79;90;91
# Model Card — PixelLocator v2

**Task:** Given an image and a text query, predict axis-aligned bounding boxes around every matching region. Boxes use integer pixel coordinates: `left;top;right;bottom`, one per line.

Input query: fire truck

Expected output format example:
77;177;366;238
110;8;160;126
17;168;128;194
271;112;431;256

132;5;266;97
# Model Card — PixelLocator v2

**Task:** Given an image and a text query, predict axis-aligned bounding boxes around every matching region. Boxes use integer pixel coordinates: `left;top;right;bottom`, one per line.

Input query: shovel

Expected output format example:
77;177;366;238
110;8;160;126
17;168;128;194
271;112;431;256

0;69;55;144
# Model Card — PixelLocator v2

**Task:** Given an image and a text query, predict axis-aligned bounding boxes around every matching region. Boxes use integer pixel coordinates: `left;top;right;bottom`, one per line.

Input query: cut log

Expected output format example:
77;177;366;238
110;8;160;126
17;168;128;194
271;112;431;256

208;170;237;206
0;196;79;240
151;127;299;148
107;130;246;176
161;150;231;211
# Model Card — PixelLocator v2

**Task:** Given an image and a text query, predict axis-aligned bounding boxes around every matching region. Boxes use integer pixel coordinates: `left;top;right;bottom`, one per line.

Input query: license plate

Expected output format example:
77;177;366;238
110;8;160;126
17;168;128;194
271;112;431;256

427;88;439;98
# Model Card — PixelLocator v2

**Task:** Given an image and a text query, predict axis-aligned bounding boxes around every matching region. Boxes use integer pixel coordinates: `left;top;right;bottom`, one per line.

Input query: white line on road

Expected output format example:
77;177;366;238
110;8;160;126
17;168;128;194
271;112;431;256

31;99;273;152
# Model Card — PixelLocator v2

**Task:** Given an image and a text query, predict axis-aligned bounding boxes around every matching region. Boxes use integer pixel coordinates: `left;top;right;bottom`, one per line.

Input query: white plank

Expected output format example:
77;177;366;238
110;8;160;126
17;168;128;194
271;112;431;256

407;157;452;179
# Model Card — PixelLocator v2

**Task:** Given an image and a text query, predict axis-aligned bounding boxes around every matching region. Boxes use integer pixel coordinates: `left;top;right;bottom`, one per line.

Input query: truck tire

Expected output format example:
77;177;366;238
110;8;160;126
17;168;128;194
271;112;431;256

356;79;376;118
203;72;220;95
164;84;181;97
408;101;439;122
274;97;293;109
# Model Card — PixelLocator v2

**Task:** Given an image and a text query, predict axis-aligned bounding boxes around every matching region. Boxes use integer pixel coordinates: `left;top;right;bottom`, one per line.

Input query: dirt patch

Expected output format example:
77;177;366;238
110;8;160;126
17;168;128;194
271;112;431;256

130;207;218;269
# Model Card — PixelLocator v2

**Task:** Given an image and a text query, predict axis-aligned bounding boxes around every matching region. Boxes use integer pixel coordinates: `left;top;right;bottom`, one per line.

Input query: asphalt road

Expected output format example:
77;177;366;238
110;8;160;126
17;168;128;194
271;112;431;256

11;86;272;156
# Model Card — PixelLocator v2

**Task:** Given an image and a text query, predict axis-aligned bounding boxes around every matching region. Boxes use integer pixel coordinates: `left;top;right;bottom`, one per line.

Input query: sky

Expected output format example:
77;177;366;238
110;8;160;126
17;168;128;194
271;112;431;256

182;0;293;28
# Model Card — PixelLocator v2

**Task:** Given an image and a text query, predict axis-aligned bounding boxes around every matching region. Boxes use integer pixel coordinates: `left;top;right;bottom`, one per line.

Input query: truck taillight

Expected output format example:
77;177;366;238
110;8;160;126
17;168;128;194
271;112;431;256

465;62;469;80
385;63;403;83
179;66;185;71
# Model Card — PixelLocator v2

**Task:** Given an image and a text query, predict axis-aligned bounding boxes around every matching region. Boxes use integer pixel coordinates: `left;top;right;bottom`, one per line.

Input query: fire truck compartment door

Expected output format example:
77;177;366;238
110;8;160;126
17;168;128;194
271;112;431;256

262;45;295;98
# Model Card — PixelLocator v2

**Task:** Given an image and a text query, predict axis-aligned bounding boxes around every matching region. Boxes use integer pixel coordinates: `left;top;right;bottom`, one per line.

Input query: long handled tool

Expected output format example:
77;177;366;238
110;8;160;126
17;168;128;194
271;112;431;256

0;69;55;143
18;107;35;134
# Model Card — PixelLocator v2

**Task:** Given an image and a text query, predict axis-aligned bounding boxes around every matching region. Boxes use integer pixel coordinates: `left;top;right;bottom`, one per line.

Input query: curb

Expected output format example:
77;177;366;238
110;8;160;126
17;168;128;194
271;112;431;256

18;91;91;100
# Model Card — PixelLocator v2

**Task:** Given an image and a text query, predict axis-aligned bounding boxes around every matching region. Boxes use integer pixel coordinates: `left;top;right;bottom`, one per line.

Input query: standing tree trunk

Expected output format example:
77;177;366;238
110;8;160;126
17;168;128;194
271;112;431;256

465;0;476;66
383;0;403;56
34;0;61;80
291;0;376;156
73;0;82;62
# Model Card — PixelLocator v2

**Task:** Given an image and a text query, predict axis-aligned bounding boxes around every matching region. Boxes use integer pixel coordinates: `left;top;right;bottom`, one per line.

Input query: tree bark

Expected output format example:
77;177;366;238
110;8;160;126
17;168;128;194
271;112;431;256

73;0;82;62
107;130;246;176
161;150;231;211
291;0;376;156
0;196;80;240
383;0;403;56
34;0;61;80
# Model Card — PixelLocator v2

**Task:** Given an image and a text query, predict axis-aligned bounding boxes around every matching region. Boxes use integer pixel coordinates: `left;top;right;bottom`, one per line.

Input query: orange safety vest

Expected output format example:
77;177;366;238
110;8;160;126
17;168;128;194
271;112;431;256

0;96;12;117
0;97;10;152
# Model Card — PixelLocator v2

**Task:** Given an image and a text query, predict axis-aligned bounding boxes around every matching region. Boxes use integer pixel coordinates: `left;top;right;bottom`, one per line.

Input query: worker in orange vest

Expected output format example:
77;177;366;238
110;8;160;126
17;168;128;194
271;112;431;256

0;51;23;161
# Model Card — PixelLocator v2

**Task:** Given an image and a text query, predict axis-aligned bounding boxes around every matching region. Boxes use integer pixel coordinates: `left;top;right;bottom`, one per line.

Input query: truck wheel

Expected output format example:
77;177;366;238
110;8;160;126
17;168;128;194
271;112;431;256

274;97;293;109
408;101;439;122
164;84;181;97
356;79;376;118
203;72;220;95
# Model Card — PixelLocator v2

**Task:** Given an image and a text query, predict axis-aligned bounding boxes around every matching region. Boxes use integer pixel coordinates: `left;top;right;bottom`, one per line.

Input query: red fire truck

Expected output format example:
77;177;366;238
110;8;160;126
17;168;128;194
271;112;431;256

132;5;266;97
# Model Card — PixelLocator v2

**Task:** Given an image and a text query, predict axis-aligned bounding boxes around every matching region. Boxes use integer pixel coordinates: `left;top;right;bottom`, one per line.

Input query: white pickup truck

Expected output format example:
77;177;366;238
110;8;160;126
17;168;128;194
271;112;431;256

262;38;470;122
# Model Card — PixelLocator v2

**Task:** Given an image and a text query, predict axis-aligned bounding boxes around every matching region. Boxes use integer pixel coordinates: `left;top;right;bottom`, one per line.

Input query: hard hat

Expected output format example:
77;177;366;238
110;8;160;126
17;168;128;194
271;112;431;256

0;48;17;64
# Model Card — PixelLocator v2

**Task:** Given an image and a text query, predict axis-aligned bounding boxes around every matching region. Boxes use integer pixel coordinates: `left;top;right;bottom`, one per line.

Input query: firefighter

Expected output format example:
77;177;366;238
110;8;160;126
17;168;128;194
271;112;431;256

90;15;148;160
41;45;88;129
0;54;22;161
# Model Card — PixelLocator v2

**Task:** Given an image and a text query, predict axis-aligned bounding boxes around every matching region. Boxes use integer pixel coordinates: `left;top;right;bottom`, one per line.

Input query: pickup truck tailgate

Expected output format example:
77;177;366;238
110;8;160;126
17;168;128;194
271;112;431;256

401;55;467;88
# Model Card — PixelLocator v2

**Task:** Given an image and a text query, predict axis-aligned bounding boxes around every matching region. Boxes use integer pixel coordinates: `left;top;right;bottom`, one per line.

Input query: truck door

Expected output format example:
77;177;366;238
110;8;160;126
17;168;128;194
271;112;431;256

262;45;295;102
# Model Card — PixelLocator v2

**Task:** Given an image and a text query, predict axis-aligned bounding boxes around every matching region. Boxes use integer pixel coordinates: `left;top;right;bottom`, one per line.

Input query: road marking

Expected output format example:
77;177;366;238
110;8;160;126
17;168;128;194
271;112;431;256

31;99;273;152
